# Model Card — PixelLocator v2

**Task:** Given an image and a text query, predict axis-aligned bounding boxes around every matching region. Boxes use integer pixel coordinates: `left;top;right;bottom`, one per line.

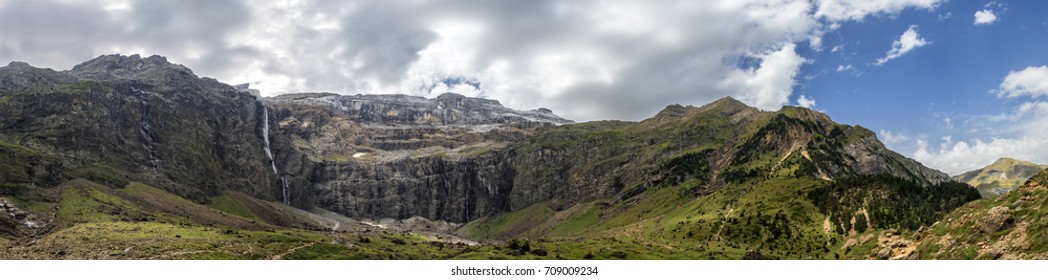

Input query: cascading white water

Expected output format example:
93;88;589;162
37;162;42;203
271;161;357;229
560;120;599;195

260;103;290;205
261;106;279;175
133;84;160;173
281;177;290;205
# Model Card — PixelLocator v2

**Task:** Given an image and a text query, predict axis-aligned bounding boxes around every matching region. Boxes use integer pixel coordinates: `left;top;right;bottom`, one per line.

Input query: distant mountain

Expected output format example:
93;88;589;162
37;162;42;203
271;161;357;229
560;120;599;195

953;158;1047;197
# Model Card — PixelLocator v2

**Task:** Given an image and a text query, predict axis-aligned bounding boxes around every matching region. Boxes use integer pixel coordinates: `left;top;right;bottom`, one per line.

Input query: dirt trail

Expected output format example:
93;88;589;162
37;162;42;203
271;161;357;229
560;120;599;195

271;242;316;260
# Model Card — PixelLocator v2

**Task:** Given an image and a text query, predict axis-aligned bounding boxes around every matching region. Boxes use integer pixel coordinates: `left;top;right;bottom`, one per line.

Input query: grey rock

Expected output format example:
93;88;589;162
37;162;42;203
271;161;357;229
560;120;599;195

978;206;1013;233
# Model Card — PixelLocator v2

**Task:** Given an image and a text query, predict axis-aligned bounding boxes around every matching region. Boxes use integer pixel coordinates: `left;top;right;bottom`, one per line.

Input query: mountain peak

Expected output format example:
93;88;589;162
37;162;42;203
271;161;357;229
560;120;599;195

67;54;194;81
436;92;466;99
704;95;746;107
985;157;1045;171
992;157;1032;166
698;96;755;115
953;157;1048;197
4;61;31;68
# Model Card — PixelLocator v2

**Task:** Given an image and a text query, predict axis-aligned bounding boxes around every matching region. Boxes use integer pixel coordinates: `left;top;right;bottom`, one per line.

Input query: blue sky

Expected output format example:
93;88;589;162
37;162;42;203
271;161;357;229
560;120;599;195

1;0;1046;174
793;1;1048;174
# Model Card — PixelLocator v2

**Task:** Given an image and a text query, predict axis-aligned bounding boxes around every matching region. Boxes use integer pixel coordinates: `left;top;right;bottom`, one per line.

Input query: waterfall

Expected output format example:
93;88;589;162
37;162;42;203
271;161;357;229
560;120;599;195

260;102;290;205
281;177;290;205
133;84;160;173
261;106;279;175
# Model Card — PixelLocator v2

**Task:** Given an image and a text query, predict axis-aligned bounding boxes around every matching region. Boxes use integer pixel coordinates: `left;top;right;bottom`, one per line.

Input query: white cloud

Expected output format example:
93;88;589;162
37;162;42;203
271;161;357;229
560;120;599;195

997;66;1048;98
878;129;907;145
814;0;943;22
0;0;948;121
836;64;855;72
913;134;1048;175
910;67;1048;174
974;9;998;25
721;43;808;111
937;12;952;21
874;25;928;66
797;94;816;108
830;45;844;53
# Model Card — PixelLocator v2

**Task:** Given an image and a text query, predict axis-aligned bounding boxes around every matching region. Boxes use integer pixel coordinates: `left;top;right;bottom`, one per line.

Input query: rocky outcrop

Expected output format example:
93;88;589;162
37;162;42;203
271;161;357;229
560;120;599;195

871;229;918;260
914;170;1048;259
0;198;47;238
978;206;1014;233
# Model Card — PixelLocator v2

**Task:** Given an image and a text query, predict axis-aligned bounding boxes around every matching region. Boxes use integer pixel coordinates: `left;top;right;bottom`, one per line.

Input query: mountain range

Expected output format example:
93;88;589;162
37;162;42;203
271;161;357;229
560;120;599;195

0;54;1040;259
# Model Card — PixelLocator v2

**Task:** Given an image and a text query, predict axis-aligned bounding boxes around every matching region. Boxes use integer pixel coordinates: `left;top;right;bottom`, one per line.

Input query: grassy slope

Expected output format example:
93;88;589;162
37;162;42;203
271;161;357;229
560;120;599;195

914;170;1048;259
7;178;674;260
463;176;841;259
457;102;977;260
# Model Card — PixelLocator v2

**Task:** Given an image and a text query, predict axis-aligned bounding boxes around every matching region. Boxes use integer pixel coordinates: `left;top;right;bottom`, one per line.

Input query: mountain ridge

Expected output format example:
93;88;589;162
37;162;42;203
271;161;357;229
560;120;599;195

0;54;984;259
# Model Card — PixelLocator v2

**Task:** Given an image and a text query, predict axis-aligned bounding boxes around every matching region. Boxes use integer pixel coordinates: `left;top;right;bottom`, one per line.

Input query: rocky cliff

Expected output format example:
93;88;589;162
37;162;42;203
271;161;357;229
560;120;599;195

0;55;312;207
266;92;571;222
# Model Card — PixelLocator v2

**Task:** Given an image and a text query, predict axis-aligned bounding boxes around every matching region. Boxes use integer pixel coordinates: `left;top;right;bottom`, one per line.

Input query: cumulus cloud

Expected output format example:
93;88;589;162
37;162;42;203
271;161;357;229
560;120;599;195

996;66;1048;98
974;9;998;25
836;64;855;72
875;25;928;66
913;133;1048;175
0;0;945;121
721;43;808;112
797;95;816;108
0;0;253;75
814;0;942;22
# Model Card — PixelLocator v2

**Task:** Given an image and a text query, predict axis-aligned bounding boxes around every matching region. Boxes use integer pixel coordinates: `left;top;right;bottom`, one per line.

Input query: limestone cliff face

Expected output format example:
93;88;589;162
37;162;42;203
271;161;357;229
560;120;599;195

267;92;572;222
311;154;515;222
